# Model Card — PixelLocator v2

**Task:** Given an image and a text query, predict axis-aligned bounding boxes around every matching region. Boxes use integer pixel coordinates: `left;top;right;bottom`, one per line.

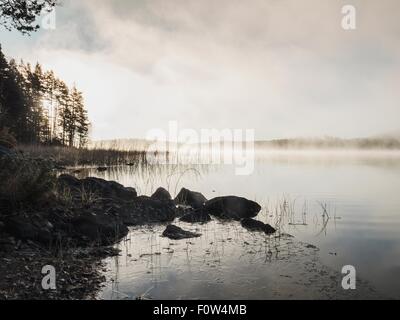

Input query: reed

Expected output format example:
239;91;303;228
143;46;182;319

16;144;148;167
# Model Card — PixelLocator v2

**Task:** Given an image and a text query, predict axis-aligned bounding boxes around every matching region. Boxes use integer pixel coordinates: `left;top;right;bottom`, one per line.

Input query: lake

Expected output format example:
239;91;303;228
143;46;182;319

78;149;400;299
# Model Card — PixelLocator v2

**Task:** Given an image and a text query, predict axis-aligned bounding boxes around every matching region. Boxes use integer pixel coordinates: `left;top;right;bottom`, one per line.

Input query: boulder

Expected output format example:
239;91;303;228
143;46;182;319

72;211;128;245
241;218;276;234
151;187;172;201
58;174;81;189
180;210;211;223
82;177;135;200
174;188;207;209
58;175;137;201
126;196;176;224
204;196;261;220
4;216;38;240
3;215;55;244
162;225;201;240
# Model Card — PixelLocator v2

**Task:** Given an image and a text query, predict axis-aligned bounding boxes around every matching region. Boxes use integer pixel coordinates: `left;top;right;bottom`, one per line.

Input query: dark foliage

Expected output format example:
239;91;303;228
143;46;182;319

0;0;57;34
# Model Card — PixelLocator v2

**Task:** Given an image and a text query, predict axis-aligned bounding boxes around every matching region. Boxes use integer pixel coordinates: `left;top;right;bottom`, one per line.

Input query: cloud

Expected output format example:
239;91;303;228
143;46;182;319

1;0;399;140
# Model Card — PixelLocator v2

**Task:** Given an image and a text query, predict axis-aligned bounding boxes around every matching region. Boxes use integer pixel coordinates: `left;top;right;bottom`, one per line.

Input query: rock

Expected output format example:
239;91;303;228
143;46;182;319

59;175;137;201
4;216;38;240
305;244;317;249
174;188;207;209
125;196;176;224
241;218;276;234
58;174;81;189
151;187;172;201
82;177;137;200
97;167;108;172
204;196;261;220
180;210;211;223
3;215;54;244
162;225;201;240
72;211;128;245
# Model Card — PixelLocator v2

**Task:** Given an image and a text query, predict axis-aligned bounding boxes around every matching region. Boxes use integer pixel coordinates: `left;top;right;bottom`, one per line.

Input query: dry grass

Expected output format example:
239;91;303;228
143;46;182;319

16;144;148;167
0;154;56;208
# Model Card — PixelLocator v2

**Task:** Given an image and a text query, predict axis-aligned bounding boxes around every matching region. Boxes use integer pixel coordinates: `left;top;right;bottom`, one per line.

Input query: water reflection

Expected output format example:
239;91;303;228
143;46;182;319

74;150;400;299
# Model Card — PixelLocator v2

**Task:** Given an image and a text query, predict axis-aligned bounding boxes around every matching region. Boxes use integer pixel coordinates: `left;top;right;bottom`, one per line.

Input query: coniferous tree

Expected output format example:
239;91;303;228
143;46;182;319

56;80;70;146
0;45;90;147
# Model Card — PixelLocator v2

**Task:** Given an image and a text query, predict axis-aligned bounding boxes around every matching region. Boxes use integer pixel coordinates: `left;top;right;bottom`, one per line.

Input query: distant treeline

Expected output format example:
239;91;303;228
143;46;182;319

0;44;90;148
255;137;400;150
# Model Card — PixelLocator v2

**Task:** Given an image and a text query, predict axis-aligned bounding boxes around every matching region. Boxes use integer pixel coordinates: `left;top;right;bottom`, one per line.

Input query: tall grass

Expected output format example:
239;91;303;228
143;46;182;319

17;144;148;167
0;154;56;208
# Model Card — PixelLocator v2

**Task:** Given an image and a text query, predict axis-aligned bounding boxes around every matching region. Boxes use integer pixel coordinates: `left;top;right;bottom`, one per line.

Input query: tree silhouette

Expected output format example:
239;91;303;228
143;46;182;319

0;0;58;34
0;45;90;147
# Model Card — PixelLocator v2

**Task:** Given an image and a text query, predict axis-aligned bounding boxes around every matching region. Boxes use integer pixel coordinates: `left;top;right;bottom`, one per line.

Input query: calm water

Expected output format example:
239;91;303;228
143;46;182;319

81;149;400;299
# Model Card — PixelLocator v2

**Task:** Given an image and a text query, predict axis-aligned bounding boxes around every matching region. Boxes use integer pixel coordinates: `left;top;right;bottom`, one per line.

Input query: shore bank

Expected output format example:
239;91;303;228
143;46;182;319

0;151;271;299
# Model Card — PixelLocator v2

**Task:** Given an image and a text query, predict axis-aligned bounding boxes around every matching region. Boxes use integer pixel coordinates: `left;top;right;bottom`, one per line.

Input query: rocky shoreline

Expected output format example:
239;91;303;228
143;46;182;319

0;158;276;299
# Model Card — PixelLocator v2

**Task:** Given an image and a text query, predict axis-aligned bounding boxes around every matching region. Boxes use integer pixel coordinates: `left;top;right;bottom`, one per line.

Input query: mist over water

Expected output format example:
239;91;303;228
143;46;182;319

72;149;400;299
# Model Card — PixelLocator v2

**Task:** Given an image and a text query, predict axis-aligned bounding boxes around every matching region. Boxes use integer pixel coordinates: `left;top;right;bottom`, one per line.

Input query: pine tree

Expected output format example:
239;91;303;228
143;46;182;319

42;70;57;142
1;44;90;147
73;88;89;148
56;80;70;146
0;54;31;142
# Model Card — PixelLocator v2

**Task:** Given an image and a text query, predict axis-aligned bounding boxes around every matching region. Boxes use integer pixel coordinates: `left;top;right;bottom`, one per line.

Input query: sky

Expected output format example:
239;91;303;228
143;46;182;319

1;0;399;141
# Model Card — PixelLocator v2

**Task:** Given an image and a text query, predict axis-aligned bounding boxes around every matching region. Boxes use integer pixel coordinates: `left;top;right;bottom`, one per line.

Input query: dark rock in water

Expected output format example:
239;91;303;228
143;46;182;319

305;244;317;249
58;175;137;201
72;211;128;245
204;196;261;220
174;188;207;209
82;177;137;201
241;218;276;234
120;196;176;225
151;187;172;201
162;225;201;240
180;209;211;223
97;167;107;172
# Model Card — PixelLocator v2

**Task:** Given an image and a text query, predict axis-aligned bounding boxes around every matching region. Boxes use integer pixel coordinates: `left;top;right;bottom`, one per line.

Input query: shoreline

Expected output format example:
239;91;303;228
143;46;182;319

0;151;269;299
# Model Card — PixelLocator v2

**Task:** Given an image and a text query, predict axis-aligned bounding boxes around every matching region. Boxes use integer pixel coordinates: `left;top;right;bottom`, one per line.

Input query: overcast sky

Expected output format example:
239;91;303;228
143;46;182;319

1;0;399;141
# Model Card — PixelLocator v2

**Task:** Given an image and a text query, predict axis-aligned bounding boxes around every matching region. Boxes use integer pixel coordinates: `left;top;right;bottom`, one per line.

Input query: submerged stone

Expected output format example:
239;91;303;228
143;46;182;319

162;225;201;240
241;218;276;235
179;210;211;223
204;196;261;220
